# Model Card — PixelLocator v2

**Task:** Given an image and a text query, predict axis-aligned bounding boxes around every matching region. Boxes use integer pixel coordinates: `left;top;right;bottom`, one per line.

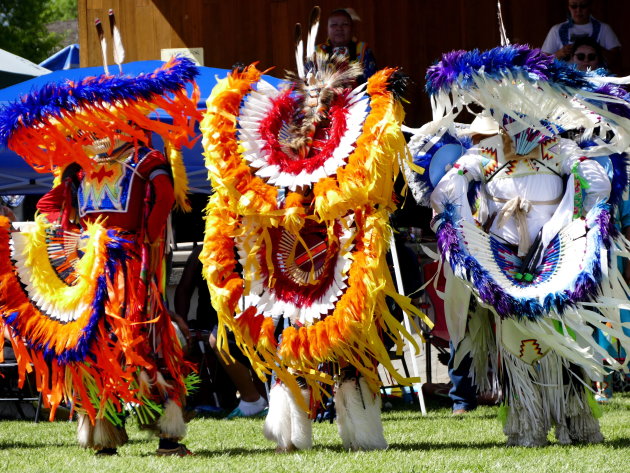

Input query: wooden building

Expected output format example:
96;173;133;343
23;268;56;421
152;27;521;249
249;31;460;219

78;0;629;126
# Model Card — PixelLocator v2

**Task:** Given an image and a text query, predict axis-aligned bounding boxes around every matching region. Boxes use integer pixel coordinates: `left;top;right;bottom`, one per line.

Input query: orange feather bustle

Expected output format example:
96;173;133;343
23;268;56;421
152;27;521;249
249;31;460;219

0;216;190;424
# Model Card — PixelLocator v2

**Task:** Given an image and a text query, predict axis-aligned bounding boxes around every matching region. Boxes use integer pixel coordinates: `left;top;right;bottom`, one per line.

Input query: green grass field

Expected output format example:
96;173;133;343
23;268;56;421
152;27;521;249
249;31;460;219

1;393;628;473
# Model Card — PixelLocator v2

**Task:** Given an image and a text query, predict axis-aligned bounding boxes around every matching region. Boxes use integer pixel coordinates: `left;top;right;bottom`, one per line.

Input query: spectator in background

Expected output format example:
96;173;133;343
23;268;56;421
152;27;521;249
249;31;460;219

541;0;621;72
317;7;376;83
569;36;606;71
175;245;268;418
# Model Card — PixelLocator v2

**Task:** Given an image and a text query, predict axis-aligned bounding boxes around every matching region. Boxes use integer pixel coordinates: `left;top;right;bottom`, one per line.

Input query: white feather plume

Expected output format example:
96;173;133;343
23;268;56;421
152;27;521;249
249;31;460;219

305;6;320;59
294;23;305;79
94;18;109;75
497;1;510;46
109;9;125;73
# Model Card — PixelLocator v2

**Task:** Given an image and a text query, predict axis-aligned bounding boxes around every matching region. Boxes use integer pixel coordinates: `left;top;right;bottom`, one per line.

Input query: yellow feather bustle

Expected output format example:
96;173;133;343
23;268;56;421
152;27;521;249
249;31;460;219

199;66;432;411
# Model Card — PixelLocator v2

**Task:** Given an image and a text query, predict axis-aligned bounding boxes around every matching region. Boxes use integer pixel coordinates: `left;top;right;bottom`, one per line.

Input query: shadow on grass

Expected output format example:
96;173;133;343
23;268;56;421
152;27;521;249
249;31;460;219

178;440;509;457
8;435;624;458
596;437;630;448
388;440;506;450
186;444;380;457
0;440;72;449
0;436;146;450
147;446;278;457
383;411;497;421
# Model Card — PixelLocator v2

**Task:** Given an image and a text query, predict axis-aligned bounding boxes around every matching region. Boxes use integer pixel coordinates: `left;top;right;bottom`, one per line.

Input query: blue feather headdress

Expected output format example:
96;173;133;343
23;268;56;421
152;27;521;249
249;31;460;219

423;44;630;157
0;56;201;174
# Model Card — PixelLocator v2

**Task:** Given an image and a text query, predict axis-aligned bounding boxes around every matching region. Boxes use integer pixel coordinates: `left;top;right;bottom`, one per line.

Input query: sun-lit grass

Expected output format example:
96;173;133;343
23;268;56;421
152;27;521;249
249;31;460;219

1;393;628;473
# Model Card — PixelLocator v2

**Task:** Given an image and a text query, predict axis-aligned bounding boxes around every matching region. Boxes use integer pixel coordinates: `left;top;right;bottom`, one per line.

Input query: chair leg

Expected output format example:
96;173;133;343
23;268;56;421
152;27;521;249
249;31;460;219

34;392;43;423
425;338;433;384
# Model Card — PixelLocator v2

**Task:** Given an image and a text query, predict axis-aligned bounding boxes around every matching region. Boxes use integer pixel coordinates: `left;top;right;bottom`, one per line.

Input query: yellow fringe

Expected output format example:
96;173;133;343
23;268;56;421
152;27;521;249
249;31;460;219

164;142;191;212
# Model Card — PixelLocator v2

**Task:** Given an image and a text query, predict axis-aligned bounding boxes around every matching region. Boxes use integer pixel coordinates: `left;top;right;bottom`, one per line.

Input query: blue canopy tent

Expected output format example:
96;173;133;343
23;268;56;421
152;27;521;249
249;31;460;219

38;44;80;71
0;60;284;195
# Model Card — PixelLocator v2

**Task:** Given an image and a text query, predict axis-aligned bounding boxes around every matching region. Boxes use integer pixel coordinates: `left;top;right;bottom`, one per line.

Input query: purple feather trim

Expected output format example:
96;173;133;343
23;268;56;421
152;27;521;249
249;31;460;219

425;44;603;96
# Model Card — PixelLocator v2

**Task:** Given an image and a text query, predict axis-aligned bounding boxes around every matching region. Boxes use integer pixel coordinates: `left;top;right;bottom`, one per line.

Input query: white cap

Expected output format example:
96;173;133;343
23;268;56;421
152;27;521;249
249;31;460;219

466;112;500;135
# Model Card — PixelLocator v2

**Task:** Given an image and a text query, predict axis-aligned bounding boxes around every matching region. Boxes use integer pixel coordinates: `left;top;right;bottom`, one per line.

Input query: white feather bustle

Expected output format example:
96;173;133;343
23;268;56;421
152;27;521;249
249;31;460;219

263;383;312;450
157;399;187;440
335;377;387;450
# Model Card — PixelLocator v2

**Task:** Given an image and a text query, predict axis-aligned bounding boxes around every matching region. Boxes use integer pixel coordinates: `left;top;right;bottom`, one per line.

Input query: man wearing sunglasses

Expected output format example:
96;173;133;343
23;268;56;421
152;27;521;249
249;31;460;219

569;37;605;71
541;0;621;72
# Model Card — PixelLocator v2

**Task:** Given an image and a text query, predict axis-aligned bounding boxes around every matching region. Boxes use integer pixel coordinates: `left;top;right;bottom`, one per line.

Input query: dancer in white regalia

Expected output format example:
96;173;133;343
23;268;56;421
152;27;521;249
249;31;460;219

406;44;630;446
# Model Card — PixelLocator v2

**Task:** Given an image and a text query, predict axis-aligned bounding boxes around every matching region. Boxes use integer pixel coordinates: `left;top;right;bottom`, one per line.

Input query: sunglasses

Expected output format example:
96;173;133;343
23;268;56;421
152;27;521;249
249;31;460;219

575;52;597;61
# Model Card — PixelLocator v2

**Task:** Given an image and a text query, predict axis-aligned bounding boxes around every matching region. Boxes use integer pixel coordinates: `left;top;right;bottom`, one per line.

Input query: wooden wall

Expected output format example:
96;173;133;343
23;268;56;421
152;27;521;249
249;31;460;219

78;0;630;127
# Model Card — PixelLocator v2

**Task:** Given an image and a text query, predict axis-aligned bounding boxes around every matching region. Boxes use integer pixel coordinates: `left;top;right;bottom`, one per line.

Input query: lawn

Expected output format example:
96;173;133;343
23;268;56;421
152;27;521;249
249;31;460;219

0;393;628;473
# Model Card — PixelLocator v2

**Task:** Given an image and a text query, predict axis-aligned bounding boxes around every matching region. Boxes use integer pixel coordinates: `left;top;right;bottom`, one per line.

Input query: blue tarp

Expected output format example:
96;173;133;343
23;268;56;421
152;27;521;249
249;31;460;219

0;61;283;194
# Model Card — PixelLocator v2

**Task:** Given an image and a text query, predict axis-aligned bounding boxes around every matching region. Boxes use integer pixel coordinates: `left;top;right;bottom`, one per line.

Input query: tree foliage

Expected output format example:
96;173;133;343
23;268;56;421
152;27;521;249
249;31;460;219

0;0;77;63
47;0;78;22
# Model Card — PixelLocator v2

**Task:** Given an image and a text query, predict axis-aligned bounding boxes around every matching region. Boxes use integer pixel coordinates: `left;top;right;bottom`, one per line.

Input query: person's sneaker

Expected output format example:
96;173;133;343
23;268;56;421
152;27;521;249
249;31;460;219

452;408;469;416
225;397;268;419
594;392;611;403
156;443;192;456
226;406;268;419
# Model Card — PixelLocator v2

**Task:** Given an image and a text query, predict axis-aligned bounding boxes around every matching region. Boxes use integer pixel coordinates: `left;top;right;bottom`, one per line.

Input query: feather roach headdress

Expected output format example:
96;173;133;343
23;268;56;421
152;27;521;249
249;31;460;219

278;6;365;172
424;44;630;156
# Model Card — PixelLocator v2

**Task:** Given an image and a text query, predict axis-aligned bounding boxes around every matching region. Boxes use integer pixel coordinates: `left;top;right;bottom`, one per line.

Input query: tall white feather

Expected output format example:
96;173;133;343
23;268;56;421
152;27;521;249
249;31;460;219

305;6;320;59
294;23;305;79
296;40;305;78
497;1;510;46
109;9;125;73
95;18;109;75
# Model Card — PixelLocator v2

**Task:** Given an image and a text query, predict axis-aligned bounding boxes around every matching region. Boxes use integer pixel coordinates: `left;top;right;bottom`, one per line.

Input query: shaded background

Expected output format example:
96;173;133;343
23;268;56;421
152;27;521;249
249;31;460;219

78;0;630;127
